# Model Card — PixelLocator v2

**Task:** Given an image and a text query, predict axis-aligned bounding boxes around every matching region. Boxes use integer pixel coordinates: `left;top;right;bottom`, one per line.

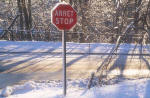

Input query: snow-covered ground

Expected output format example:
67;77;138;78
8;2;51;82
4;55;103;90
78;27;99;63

0;78;150;98
0;40;149;54
0;41;150;98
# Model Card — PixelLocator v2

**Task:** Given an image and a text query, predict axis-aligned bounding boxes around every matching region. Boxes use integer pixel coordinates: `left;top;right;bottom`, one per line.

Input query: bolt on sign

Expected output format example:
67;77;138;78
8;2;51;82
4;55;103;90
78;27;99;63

51;2;77;30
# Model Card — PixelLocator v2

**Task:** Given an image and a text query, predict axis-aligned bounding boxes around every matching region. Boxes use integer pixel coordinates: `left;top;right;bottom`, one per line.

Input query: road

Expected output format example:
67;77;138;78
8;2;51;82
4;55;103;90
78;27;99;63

0;52;102;88
0;52;150;88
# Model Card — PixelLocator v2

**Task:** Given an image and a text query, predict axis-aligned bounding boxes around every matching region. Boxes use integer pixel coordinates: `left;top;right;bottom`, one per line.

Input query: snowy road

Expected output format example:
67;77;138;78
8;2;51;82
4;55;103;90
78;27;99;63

1;52;150;89
0;53;102;88
0;41;150;88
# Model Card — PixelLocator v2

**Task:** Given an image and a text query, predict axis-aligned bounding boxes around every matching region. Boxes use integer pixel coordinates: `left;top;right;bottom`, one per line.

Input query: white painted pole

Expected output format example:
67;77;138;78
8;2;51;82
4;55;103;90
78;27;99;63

62;30;67;96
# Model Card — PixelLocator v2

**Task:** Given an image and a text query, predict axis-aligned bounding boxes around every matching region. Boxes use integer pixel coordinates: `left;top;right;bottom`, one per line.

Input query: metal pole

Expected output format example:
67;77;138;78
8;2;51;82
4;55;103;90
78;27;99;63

62;30;66;96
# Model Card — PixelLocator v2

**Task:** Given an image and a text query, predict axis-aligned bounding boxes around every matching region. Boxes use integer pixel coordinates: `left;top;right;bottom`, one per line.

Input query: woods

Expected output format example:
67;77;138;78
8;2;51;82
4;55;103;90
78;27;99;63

0;0;150;43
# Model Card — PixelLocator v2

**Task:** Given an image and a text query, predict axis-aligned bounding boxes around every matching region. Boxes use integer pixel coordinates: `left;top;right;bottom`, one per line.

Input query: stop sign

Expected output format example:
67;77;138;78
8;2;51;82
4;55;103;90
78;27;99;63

51;2;77;30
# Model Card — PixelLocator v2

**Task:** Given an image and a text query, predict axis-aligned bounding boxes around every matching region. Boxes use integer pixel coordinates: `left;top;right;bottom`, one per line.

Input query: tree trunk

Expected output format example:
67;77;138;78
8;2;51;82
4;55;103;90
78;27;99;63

28;0;33;40
22;0;32;40
17;0;24;40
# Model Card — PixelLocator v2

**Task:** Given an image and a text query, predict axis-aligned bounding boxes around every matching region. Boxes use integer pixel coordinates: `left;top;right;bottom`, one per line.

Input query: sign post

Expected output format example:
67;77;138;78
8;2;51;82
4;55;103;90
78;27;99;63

62;30;66;95
51;2;77;96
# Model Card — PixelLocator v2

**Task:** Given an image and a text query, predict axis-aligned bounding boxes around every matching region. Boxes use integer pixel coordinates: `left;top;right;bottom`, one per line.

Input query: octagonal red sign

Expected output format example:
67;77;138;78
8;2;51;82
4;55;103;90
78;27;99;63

51;2;77;30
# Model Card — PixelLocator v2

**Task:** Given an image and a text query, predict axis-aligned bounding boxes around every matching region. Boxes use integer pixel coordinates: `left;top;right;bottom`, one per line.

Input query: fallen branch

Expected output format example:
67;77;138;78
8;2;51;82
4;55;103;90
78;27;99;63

87;21;135;89
0;14;20;39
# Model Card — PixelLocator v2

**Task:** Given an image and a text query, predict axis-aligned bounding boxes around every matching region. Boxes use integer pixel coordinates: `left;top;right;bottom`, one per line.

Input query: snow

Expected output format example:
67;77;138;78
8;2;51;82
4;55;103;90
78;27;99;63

0;40;149;54
1;41;150;97
1;86;13;97
0;78;150;98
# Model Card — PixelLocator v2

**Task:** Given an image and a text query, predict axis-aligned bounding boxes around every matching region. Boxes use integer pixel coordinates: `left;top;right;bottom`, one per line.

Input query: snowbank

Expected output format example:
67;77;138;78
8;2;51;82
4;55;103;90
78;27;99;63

0;79;150;98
